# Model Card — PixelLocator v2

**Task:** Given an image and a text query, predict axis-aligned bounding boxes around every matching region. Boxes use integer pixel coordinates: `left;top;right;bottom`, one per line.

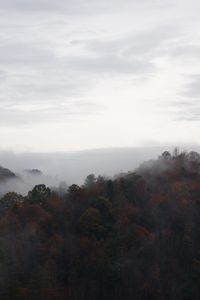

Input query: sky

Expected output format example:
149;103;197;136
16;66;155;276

1;0;200;152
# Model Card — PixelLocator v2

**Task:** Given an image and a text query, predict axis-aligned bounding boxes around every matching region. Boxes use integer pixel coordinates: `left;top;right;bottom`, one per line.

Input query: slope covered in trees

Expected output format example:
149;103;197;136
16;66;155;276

0;166;17;181
0;150;200;299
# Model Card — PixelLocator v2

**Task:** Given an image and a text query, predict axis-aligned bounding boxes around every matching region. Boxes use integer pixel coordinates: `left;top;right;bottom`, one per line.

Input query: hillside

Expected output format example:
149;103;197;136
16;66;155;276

0;150;200;299
0;166;17;181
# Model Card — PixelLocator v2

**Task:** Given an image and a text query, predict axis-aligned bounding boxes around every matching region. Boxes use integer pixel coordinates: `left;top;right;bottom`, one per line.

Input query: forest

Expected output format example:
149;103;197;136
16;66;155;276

0;149;200;300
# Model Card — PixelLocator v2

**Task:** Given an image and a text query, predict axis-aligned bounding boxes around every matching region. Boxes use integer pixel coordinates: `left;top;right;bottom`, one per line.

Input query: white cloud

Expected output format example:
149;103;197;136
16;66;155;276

0;0;200;151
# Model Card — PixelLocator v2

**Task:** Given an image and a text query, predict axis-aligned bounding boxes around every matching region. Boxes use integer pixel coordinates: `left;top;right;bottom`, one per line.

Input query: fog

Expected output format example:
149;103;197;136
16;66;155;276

0;146;198;196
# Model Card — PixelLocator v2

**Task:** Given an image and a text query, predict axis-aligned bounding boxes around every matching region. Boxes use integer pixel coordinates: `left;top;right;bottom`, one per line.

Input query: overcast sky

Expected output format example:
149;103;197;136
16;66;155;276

0;0;200;152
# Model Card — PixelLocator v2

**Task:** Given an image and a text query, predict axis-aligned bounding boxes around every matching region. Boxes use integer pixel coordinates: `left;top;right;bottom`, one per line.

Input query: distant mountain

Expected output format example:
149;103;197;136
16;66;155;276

0;147;173;184
0;166;17;181
25;169;42;176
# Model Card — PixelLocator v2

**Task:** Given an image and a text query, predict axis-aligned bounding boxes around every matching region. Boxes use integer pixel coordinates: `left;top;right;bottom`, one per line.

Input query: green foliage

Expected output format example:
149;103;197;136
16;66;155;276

27;184;51;204
68;184;81;194
84;174;96;188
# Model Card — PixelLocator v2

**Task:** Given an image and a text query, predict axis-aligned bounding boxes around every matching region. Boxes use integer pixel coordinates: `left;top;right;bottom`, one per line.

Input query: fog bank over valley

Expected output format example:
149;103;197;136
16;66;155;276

0;146;199;196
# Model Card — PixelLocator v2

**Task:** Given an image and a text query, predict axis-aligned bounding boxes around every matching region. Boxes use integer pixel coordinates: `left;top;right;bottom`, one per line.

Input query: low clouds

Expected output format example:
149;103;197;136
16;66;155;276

0;147;171;189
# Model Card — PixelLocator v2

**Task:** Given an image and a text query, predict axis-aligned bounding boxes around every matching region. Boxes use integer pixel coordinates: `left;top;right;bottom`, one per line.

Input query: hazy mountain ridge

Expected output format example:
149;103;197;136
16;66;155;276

0;146;199;196
0;165;17;181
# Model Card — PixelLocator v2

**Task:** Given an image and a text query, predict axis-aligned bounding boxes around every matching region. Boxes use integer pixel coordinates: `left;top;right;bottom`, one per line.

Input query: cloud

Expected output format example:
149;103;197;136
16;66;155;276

0;0;200;149
0;43;55;65
176;109;200;121
0;0;164;14
0;70;7;81
166;75;200;121
182;75;200;99
0;24;176;128
0;100;103;125
171;44;200;60
87;26;175;56
0;0;77;13
62;26;177;77
65;55;154;75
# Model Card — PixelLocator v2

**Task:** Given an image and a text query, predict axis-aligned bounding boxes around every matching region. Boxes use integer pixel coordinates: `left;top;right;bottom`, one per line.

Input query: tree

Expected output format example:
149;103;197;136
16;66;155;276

161;151;171;161
0;192;24;211
79;207;105;238
68;184;81;194
187;151;200;162
84;174;96;188
28;184;51;204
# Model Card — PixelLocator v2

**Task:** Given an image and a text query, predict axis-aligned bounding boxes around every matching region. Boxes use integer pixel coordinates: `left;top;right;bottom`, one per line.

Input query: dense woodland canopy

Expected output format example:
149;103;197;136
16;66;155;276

0;149;200;299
